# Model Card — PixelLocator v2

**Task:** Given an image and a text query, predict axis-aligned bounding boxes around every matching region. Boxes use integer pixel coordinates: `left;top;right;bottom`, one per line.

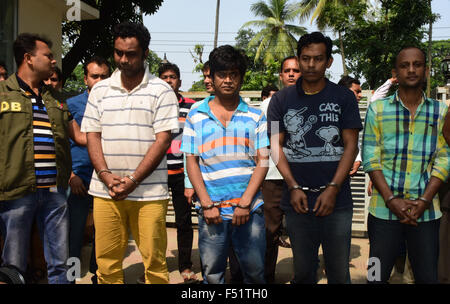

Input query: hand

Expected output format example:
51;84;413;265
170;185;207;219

99;173;122;199
386;198;418;226
349;161;361;176
367;180;373;196
313;186;337;217
405;199;430;222
111;176;138;201
184;188;195;205
203;207;222;225
69;174;88;196
232;202;251;226
390;77;398;84
290;188;309;214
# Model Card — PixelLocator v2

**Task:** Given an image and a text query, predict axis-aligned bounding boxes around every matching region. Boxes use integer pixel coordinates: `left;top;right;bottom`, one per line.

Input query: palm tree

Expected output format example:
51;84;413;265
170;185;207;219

295;0;368;76
241;0;307;65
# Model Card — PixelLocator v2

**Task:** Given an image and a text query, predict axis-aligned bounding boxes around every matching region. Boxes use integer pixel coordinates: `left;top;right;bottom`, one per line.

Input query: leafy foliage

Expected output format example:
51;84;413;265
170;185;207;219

342;0;433;89
62;0;163;83
241;0;307;65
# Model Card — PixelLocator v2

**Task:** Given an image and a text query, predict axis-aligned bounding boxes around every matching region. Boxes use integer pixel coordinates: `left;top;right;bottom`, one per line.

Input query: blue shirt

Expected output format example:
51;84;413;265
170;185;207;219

67;90;93;184
181;96;269;220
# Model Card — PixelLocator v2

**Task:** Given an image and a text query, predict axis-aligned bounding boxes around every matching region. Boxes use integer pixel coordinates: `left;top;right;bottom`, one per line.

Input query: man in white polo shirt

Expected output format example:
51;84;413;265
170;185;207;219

81;22;179;284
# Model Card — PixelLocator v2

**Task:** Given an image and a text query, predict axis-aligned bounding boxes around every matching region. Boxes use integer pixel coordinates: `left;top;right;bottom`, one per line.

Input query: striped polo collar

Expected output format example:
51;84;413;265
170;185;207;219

197;95;248;114
109;64;151;92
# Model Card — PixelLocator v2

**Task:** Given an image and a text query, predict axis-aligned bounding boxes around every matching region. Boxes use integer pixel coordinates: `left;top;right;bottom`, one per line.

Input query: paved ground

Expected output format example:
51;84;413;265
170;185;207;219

75;226;385;284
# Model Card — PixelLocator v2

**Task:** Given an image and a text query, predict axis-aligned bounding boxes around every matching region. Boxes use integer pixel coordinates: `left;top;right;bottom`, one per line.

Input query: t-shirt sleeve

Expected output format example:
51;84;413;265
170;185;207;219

80;89;101;132
255;111;269;150
180;112;198;155
153;89;180;134
267;93;286;137
341;90;363;130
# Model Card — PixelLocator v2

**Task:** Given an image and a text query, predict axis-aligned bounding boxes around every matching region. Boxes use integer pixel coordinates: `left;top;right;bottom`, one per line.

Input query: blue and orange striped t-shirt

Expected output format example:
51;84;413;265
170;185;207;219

180;96;269;220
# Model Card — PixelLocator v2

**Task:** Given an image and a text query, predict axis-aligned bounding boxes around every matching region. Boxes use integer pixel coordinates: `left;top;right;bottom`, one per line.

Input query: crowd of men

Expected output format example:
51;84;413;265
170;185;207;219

0;21;449;285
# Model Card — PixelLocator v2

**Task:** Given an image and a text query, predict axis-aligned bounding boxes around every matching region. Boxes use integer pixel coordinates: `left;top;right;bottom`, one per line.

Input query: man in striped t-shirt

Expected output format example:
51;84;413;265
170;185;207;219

0;34;85;284
181;45;269;284
81;22;179;284
158;62;197;283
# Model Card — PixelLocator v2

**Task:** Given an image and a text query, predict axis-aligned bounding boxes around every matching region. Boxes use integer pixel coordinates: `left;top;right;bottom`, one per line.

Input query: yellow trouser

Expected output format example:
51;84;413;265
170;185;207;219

93;197;169;284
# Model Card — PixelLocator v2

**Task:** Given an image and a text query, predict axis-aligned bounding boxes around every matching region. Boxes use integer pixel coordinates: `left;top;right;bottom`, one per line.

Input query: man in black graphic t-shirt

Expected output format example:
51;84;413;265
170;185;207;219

267;32;362;284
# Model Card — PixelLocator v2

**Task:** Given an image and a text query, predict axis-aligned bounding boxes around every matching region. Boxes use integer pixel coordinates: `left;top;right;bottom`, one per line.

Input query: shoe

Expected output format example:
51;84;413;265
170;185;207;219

180;269;198;284
277;236;291;248
91;274;98;284
136;274;145;284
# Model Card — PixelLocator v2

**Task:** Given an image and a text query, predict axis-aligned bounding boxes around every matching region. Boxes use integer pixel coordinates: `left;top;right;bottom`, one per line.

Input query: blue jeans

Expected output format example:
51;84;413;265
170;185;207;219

367;214;440;284
0;188;70;284
198;206;266;284
285;207;353;284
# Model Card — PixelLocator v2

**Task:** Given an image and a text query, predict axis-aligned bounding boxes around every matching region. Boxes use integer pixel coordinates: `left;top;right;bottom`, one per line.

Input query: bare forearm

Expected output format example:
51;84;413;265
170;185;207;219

422;176;444;201
86;132;108;172
330;129;359;186
133;131;171;183
241;150;269;205
368;170;393;201
270;132;297;189
69;120;87;146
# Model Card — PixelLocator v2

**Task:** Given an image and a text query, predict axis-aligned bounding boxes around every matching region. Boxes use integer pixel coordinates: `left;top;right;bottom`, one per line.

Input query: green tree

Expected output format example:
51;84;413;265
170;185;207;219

241;0;307;65
425;39;450;91
62;45;162;95
62;0;163;83
235;29;280;90
342;0;433;89
295;0;368;75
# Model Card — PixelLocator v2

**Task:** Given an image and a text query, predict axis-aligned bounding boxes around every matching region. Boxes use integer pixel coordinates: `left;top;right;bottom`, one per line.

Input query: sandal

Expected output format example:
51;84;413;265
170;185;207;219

180;269;198;284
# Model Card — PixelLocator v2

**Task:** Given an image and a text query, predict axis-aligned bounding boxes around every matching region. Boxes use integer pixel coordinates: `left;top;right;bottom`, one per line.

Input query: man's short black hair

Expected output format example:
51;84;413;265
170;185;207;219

209;45;247;80
337;75;360;89
83;56;111;76
52;66;62;81
261;84;279;99
394;46;427;68
202;61;210;72
13;33;52;67
0;61;7;72
280;56;298;73
297;32;333;59
158;62;180;78
113;22;151;53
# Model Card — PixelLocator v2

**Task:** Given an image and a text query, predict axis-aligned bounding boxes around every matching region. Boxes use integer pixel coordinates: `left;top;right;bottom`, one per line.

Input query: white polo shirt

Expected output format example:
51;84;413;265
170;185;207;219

81;65;179;201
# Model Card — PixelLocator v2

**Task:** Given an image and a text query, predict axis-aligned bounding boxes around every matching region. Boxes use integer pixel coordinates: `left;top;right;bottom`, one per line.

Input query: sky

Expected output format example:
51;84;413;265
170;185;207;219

144;0;450;91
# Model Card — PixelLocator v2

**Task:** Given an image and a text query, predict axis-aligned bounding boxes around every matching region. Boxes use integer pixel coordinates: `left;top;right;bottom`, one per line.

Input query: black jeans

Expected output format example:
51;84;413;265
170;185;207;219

368;214;440;284
169;173;194;272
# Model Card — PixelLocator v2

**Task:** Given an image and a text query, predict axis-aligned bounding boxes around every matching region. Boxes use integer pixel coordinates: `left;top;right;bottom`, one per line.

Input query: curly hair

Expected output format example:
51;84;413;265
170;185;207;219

208;45;247;80
297;32;333;59
113;22;151;52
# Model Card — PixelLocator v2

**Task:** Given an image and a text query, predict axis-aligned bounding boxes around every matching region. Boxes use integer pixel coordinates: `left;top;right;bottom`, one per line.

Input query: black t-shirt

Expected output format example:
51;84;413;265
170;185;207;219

267;77;362;211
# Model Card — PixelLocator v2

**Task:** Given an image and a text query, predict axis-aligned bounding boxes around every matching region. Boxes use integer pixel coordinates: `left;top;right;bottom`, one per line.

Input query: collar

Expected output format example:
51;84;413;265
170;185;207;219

109;64;151;91
15;73;43;98
197;95;248;114
296;77;329;96
391;90;428;105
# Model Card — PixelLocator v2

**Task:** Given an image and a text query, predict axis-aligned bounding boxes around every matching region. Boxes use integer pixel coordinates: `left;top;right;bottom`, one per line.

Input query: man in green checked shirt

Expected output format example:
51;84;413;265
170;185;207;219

362;46;450;284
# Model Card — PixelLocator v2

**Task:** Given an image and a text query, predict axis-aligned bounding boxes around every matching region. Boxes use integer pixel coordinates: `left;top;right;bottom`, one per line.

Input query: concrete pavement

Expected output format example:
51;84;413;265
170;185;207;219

76;226;379;284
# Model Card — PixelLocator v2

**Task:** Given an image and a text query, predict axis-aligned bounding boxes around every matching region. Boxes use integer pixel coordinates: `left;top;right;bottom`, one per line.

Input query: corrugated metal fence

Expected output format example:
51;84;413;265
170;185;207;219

168;91;374;235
